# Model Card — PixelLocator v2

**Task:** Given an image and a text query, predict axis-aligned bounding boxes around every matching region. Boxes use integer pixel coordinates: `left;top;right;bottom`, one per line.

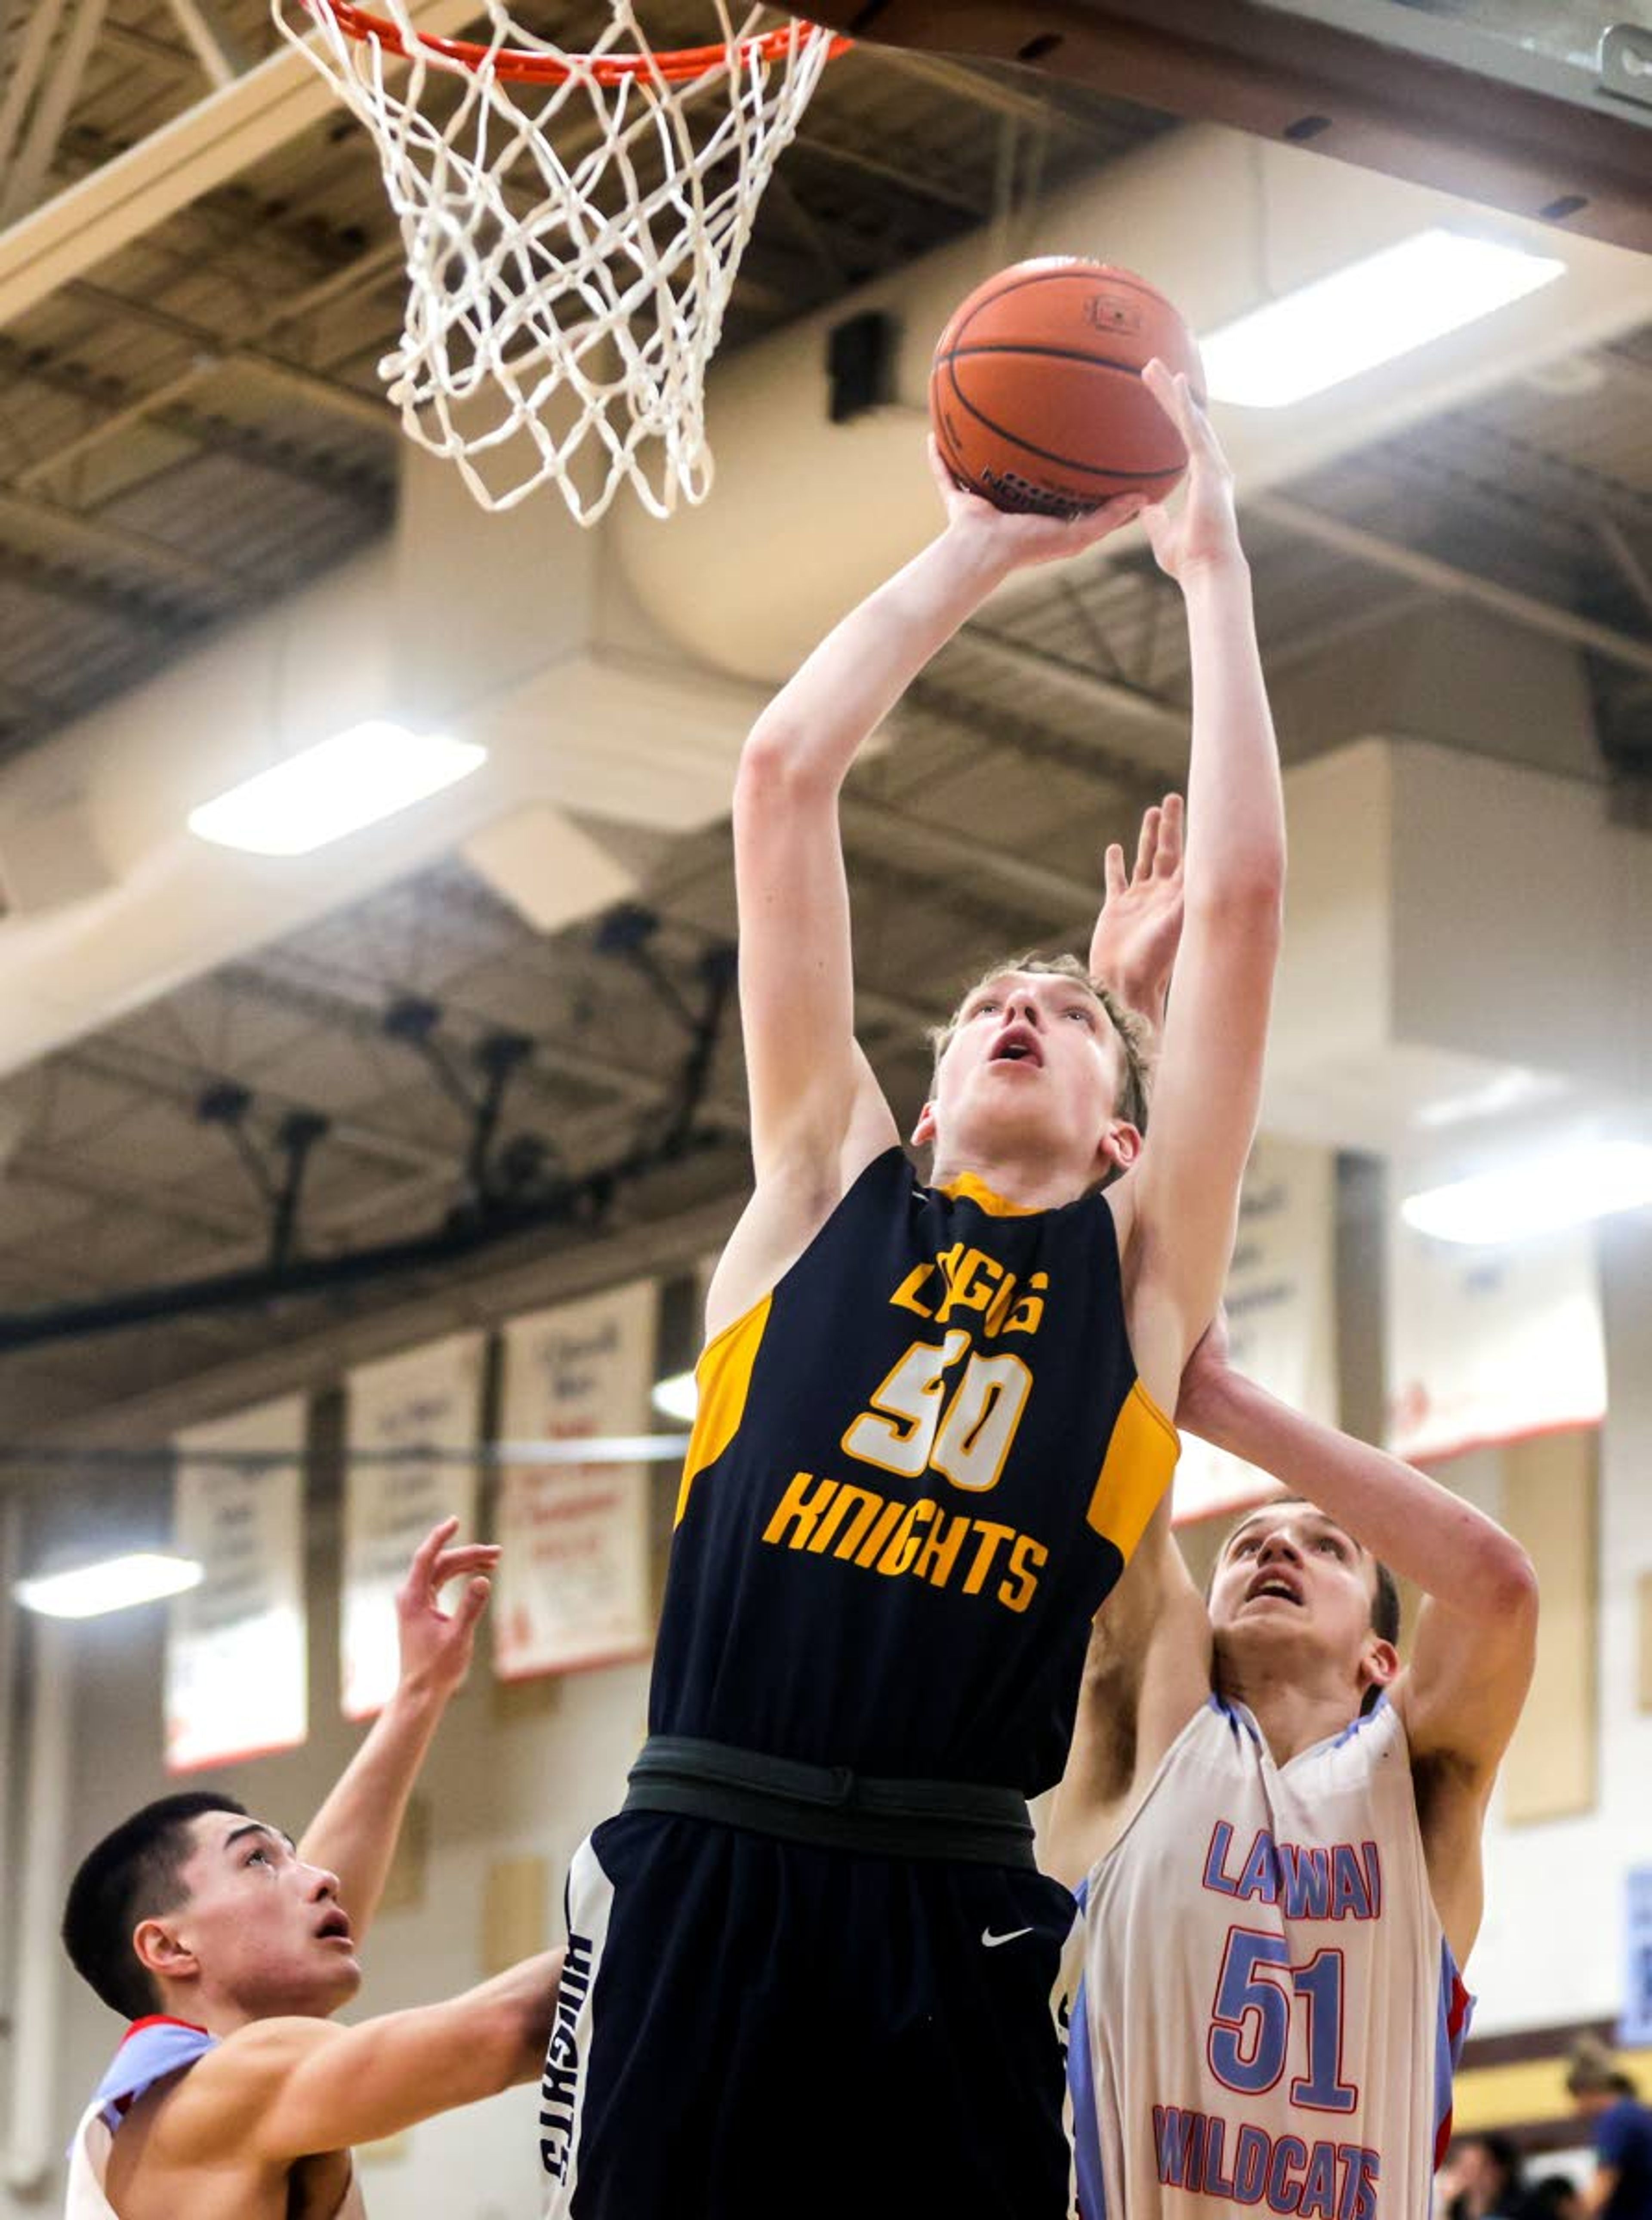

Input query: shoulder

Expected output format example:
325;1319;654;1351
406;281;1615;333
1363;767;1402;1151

706;1138;908;1341
151;2021;336;2159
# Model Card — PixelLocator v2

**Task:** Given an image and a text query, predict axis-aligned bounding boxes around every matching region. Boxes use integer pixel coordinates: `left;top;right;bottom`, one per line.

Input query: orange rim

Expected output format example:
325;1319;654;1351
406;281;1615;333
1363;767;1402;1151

308;4;851;84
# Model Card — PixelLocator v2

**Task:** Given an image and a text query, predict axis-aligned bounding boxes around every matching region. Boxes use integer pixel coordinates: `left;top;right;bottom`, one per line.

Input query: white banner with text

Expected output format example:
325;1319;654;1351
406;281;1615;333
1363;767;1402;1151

167;1396;308;1773
495;1282;657;1678
342;1332;485;1719
1174;1136;1338;1526
1387;1218;1605;1464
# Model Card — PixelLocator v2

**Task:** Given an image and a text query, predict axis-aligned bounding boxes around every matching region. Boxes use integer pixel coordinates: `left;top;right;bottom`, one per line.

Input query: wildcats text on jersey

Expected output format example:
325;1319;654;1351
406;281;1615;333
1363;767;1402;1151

1152;2108;1381;2219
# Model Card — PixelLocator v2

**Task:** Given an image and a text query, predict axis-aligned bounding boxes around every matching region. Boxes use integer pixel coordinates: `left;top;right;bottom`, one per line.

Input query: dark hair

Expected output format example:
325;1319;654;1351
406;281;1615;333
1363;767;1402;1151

62;1792;246;2021
1526;2174;1583;2219
1474;2131;1525;2194
1370;1557;1401;1647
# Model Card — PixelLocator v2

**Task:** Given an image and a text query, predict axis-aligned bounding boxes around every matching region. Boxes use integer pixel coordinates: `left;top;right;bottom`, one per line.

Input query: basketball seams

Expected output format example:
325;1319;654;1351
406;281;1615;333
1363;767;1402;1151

929;255;1201;510
938;342;1172;380
940;358;1184;485
947;263;1180;346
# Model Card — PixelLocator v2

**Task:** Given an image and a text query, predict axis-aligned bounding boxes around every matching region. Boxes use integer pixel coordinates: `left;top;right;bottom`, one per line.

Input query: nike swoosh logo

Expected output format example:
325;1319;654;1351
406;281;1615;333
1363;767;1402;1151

981;1926;1034;1948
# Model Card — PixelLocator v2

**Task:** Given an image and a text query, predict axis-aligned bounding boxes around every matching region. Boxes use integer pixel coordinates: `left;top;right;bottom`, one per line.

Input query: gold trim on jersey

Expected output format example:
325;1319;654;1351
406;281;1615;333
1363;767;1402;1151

1087;1378;1180;1562
936;1171;1040;1218
674;1293;774;1527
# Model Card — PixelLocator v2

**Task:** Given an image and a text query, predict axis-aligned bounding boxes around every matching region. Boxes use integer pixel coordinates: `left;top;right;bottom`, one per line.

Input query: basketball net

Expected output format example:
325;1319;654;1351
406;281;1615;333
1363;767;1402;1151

273;4;844;522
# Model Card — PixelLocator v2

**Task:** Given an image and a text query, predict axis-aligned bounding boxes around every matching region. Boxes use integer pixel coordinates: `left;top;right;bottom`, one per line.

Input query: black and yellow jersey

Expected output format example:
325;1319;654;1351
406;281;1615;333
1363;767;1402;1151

652;1144;1179;1794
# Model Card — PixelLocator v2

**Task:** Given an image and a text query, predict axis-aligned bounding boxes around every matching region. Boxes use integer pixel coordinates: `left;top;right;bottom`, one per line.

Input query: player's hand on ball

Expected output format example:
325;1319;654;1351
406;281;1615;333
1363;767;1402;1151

928;435;1151;573
1136;360;1242;582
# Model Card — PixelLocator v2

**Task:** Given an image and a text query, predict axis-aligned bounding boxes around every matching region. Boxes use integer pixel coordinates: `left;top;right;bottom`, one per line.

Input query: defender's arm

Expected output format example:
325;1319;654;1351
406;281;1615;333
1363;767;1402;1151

1184;1342;1536;1960
1088;793;1185;1033
1045;1488;1210;1887
167;1949;564;2165
298;1519;494;1944
1116;367;1285;1411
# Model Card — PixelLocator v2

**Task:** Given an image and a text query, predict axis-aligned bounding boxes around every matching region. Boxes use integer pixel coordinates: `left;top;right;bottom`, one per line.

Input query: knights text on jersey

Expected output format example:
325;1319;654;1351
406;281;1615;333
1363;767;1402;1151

1071;1694;1473;2219
650;1144;1179;1791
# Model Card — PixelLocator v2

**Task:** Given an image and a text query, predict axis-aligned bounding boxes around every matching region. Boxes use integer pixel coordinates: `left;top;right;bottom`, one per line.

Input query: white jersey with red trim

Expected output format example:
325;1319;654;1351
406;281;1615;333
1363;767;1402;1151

66;2017;366;2220
1070;1693;1470;2220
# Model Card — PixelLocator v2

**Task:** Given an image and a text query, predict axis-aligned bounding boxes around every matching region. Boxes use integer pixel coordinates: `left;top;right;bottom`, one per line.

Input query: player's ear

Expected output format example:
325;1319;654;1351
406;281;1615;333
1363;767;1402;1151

133;1915;198;1987
1359;1635;1401;1697
911;1099;938;1148
1099;1118;1143;1175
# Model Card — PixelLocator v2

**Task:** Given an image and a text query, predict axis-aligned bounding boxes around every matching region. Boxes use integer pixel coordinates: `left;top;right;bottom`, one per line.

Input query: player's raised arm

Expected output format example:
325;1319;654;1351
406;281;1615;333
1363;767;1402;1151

1178;1317;1538;1959
732;445;1152;1198
163;1949;564;2167
1045;1486;1210;1887
1115;365;1285;1408
297;1518;495;1943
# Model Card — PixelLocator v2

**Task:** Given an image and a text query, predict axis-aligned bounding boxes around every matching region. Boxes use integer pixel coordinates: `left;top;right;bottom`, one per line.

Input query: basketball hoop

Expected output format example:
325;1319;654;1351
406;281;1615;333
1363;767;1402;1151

274;3;848;522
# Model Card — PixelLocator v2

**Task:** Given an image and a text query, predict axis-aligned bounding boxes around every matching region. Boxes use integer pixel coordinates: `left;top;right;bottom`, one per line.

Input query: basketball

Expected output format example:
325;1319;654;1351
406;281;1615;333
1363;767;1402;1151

929;257;1205;518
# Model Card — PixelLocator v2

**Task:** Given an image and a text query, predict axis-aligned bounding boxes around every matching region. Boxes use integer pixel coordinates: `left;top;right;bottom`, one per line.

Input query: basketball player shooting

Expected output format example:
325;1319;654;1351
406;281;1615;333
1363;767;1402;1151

1048;1320;1538;2217
61;1521;563;2220
542;361;1285;2220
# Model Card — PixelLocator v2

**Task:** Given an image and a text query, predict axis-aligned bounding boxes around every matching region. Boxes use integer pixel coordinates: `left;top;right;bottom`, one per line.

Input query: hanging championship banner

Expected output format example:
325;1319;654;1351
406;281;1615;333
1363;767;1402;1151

341;1332;485;1720
166;1396;308;1773
1387;1218;1606;1464
495;1281;657;1679
1174;1136;1338;1525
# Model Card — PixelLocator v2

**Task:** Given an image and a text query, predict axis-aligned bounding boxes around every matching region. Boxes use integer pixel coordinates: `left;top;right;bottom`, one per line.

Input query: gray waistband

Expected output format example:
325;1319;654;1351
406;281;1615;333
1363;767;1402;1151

622;1735;1036;1868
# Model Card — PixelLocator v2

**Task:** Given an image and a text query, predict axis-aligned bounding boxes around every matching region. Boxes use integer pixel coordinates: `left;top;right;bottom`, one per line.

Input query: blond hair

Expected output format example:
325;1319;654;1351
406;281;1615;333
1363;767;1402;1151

928;953;1153;1137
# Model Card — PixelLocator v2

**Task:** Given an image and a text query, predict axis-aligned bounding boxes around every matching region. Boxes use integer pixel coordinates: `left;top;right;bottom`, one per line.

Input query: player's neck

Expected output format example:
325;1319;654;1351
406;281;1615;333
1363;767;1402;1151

1217;1652;1371;1767
929;1139;1094;1213
154;1987;292;2039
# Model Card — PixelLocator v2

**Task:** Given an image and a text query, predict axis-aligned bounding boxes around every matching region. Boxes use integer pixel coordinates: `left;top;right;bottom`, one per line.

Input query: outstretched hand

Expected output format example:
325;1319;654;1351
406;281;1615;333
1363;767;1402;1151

928;435;1151;574
396;1517;498;1702
1089;793;1185;1028
1136;359;1242;582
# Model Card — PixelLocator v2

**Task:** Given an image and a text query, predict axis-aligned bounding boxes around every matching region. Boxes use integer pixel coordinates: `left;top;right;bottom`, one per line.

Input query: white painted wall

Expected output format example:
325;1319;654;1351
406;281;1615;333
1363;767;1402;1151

1442;1214;1652;2035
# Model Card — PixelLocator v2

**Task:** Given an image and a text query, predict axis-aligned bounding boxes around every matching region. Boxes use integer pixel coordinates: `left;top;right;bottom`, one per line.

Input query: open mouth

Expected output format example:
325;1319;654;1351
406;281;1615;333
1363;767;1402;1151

315;1911;353;1943
1245;1576;1304;1607
989;1024;1042;1069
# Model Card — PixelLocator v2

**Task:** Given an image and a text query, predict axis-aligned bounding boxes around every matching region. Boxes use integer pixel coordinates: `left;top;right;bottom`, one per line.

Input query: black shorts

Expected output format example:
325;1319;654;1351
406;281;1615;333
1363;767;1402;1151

540;1809;1081;2220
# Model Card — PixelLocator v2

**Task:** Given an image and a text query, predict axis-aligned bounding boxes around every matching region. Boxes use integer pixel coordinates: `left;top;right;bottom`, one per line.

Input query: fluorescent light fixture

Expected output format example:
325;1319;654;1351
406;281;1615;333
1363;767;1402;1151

651;1371;699;1424
189;722;486;857
1412;1067;1569;1132
16;1551;203;1620
1402;1139;1652;1246
1202;229;1566;408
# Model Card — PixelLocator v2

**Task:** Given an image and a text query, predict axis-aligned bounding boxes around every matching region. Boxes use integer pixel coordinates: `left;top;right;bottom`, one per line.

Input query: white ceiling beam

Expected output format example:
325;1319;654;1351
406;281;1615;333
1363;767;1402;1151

0;0;71;182
1252;493;1652;683
1595;516;1652;628
0;0;481;326
0;0;109;228
0;0;70;179
159;0;241;90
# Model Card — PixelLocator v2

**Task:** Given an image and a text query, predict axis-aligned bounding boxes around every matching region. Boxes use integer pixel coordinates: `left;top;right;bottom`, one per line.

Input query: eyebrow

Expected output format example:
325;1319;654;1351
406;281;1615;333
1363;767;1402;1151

222;1820;296;1856
1225;1512;1357;1556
